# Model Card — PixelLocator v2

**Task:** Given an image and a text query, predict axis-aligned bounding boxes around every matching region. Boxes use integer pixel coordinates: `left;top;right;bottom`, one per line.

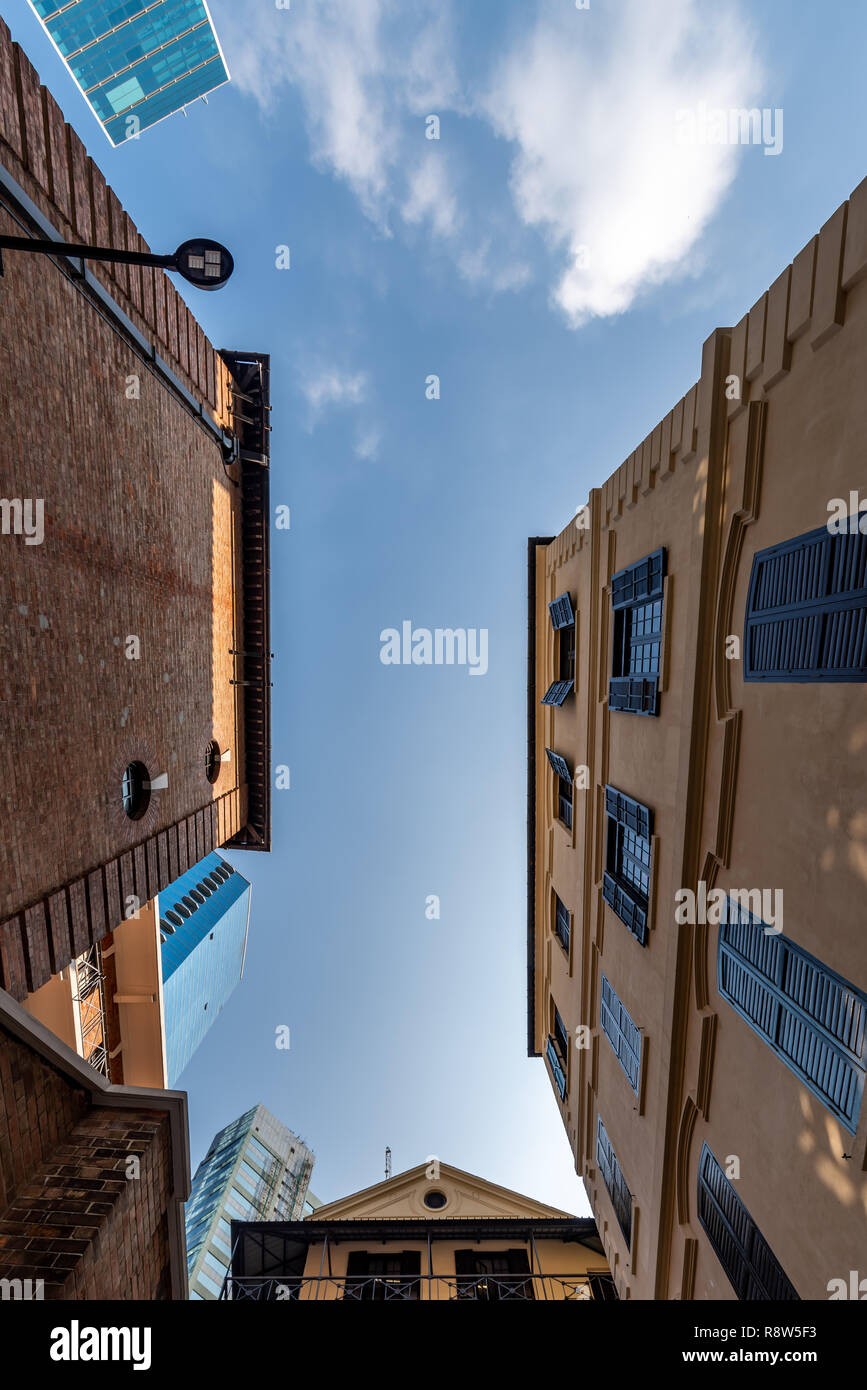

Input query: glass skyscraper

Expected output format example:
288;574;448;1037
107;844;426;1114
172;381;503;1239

186;1105;315;1300
159;851;251;1088
29;0;230;145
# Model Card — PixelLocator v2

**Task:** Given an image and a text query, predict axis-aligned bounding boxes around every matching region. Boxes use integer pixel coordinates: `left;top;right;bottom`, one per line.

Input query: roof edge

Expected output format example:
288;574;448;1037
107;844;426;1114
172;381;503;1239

527;538;553;1057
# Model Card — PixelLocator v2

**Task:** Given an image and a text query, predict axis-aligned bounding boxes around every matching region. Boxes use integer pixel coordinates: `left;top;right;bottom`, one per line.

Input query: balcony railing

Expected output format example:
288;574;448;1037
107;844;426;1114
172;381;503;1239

220;1273;600;1301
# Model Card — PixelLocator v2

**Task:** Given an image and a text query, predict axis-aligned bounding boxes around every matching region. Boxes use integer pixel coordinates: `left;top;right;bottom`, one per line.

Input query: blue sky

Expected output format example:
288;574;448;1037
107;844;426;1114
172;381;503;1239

10;0;867;1213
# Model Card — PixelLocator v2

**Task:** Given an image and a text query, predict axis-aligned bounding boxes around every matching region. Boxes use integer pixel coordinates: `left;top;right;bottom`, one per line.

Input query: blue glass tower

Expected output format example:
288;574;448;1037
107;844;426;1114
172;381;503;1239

185;1105;315;1299
29;0;230;145
159;852;250;1087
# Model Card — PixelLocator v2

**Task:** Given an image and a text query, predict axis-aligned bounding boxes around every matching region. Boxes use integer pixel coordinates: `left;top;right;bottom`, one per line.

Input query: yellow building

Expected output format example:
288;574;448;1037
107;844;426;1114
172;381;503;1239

226;1160;615;1300
528;177;867;1300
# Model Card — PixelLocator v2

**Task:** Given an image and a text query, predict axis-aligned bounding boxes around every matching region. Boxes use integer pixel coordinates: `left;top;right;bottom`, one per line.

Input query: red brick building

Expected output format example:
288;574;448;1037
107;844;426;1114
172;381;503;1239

0;985;189;1299
0;21;271;1004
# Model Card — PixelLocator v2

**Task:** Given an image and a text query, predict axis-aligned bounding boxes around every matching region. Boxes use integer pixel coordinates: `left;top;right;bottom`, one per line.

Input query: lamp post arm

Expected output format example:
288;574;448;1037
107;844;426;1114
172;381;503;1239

0;234;177;270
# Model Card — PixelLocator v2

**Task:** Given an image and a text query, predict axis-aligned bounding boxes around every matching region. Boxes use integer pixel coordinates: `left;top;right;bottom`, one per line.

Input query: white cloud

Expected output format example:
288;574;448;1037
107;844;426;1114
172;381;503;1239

355;428;382;461
457;239;531;293
215;0;766;325
402;156;461;239
300;368;368;417
215;0;458;233
482;0;764;326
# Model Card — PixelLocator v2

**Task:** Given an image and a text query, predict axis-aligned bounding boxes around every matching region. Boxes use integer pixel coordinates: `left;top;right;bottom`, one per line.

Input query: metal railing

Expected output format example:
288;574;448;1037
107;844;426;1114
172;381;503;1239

221;1273;599;1301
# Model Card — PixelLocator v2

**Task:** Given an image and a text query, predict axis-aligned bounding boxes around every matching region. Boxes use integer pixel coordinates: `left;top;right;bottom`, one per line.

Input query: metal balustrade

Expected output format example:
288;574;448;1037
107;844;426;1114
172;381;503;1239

220;1273;600;1301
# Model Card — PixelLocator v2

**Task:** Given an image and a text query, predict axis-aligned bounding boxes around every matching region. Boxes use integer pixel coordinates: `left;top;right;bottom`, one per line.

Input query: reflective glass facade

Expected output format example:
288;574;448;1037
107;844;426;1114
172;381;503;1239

186;1105;315;1300
160;851;250;1087
29;0;229;144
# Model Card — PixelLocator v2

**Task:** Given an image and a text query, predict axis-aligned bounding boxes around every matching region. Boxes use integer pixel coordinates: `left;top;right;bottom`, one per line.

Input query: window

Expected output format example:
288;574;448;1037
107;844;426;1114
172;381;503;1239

546;1002;569;1100
602;785;653;946
600;974;642;1094
205;740;222;782
121;760;149;820
195;1269;223;1297
698;1144;798;1300
744;524;867;681
717;901;867;1132
609;548;666;715
596;1116;632;1247
588;1272;618;1301
545;749;573;831
344;1251;421;1301
423;1190;447;1210
172;902;191;920
454;1249;534;1300
554;893;570;953
542;593;576;706
196;880;213;898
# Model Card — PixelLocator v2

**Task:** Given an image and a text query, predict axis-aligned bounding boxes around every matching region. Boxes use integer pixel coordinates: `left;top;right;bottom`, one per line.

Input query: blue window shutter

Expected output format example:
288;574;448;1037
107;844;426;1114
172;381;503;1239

718;904;867;1132
602;873;648;946
605;785;654;840
744;525;867;680
608;674;659;715
600;974;642;1093
546;1037;567;1099
541;678;575;706
596;1117;632;1247
611;548;666;611
698;1143;799;1301
549;593;575;630
545;749;571;782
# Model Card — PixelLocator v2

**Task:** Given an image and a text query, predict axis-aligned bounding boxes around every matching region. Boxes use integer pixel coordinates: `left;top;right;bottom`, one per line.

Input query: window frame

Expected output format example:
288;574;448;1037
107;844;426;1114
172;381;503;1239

602;785;654;946
609;548;666;715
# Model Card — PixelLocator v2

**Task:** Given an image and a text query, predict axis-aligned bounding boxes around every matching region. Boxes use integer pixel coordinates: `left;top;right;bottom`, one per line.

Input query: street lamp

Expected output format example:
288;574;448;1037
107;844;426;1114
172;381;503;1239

0;233;234;289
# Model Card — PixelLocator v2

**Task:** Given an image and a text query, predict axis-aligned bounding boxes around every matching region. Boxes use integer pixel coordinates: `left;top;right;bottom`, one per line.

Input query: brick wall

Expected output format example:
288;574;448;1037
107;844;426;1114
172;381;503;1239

0;1025;175;1299
0;29;251;999
0;17;231;425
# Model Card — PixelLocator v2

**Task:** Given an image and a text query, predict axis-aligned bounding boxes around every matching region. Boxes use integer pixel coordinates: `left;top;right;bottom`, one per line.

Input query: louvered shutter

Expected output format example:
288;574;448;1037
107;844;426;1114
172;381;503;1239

596;1117;632;1246
549;593;575;630
698;1144;799;1301
541;678;575;706
611;548;666;611
602;874;648;946
608;674;659;715
600;973;642;1094
605;785;654;839
545;749;571;782
744;525;867;680
718;907;867;1132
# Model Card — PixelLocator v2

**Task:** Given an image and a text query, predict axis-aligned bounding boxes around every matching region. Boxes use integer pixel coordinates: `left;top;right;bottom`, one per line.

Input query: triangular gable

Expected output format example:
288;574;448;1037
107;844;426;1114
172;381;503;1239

309;1161;576;1222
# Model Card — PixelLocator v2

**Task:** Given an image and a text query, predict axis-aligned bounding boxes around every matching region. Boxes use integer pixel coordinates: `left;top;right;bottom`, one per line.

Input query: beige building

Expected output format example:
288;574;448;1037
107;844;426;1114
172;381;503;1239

528;176;867;1300
226;1161;615;1300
